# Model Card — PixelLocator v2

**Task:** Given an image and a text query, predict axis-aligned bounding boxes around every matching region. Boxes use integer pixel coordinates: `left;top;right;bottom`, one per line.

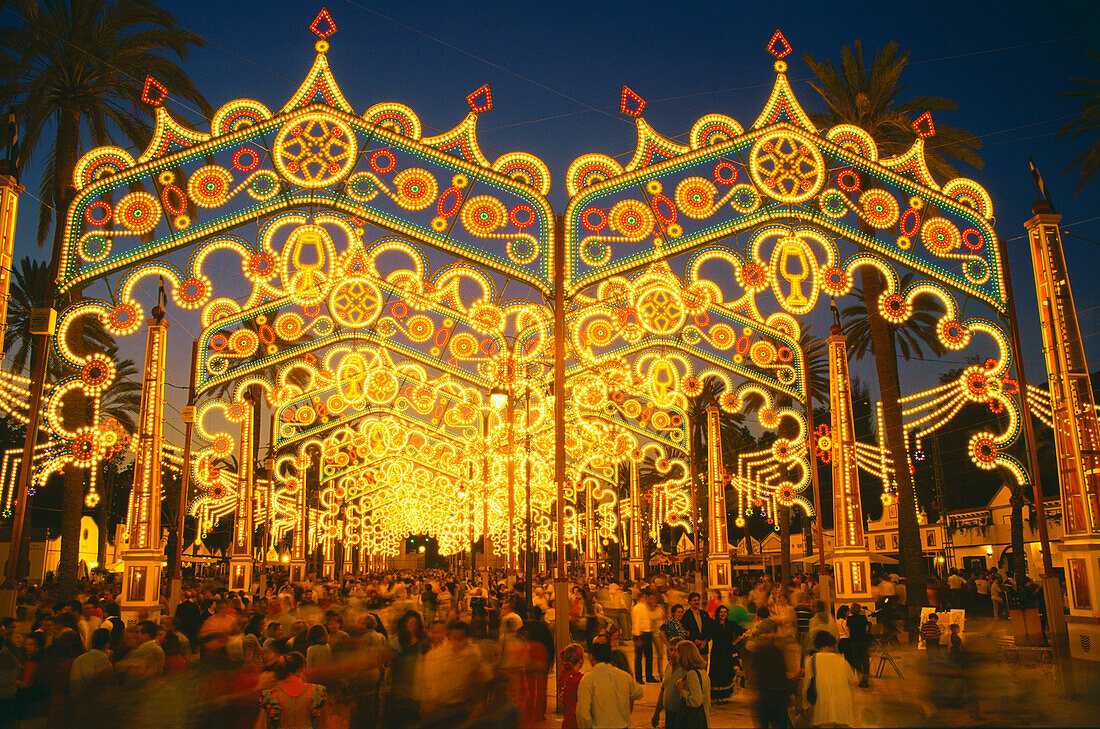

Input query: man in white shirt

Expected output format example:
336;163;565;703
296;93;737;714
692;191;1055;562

630;590;657;682
577;642;643;729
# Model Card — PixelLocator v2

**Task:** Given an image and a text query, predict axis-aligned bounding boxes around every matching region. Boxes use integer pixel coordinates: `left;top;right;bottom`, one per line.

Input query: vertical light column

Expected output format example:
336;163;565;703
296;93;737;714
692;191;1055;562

827;321;871;600
584;479;597;579
0;173;21;354
628;458;644;580
120;316;169;623
228;405;254;591
1026;208;1100;660
706;401;730;587
289;458;308;582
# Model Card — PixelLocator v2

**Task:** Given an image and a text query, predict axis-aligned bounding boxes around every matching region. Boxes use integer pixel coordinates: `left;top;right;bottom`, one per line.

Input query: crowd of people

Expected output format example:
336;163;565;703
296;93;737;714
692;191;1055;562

0;562;1051;729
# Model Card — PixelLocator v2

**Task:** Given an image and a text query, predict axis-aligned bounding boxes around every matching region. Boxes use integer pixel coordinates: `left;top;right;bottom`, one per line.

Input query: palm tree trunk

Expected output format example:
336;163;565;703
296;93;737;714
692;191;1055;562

55;105;84;602
779;505;791;585
860;265;928;604
1009;486;1026;583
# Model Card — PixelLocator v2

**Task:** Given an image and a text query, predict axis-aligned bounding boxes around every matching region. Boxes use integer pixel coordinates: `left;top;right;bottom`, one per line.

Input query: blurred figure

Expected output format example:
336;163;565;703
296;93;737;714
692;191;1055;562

520;609;554;724
631;591;657;683
557;643;585;729
417;621;490;728
652;639;683;729
845;604;871;688
750;631;790;729
15;632;49;729
383;610;427;729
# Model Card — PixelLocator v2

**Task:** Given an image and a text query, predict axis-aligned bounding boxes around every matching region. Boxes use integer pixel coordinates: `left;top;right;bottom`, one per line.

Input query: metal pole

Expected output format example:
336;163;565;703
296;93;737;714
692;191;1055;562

997;232;1073;696
553;216;569;711
170;341;199;610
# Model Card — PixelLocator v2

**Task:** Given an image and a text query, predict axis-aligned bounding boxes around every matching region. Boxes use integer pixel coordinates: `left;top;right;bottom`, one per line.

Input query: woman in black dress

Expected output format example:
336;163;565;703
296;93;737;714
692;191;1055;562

709;605;745;701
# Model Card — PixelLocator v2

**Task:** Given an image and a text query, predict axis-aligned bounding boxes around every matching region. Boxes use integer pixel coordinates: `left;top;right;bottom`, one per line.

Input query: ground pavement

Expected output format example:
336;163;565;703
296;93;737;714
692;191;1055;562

531;619;1097;727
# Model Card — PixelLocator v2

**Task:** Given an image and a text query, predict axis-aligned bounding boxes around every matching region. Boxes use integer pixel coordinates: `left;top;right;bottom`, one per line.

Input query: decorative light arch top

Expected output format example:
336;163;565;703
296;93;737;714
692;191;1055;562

60;27;555;296
562;47;1003;310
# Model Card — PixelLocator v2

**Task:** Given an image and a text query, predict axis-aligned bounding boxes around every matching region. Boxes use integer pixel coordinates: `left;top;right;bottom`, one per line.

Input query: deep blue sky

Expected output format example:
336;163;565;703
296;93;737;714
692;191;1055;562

7;0;1100;454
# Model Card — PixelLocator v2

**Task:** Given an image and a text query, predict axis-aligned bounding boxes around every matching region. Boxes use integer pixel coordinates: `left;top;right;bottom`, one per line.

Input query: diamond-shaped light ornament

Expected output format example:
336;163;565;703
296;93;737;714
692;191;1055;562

620;85;646;117
767;29;792;59
310;7;337;38
912;111;936;139
466;84;493;113
141;76;168;106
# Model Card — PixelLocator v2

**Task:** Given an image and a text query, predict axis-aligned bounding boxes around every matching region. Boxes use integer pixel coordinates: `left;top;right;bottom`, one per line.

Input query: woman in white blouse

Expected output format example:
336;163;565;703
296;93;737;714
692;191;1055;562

801;630;857;727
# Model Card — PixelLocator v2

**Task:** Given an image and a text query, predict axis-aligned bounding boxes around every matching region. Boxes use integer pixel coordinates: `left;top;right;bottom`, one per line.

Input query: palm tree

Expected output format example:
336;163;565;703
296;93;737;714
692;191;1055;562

802;41;983;182
803;40;984;602
0;0;210;244
0;0;210;600
1059;51;1100;193
4;257;113;373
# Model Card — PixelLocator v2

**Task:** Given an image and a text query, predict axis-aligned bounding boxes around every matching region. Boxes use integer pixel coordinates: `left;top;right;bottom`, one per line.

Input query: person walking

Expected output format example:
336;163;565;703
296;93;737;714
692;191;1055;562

576;641;642;729
558;644;585;729
750;631;791;729
631;591;657;683
800;631;856;727
845;604;871;688
651;639;684;729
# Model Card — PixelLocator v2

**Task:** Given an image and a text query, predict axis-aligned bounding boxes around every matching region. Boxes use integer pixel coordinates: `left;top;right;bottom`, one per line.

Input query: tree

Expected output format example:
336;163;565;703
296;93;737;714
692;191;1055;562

4;257;113;374
803;40;984;602
1059;51;1100;193
0;0;210;600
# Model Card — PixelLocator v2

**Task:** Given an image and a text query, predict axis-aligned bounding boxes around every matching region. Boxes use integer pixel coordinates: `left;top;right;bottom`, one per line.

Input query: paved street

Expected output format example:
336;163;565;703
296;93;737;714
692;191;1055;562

535;621;1098;728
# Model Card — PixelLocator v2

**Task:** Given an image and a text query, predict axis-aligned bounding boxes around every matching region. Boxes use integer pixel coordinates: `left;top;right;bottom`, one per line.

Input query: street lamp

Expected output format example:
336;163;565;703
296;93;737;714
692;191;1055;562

489;385;510;410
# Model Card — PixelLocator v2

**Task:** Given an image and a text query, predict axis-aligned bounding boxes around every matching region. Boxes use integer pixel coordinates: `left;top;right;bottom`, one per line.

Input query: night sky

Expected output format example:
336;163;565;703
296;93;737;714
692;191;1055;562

4;0;1100;508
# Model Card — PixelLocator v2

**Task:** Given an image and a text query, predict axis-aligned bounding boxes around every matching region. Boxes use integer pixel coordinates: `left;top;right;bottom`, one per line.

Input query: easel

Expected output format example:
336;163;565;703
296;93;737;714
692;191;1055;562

873;638;903;678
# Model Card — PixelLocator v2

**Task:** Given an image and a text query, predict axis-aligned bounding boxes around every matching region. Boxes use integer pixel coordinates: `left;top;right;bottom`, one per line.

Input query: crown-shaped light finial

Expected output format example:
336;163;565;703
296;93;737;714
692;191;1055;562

912;111;936;139
466;84;493;113
767;30;792;73
142;76;168;107
310;7;337;53
620;85;645;117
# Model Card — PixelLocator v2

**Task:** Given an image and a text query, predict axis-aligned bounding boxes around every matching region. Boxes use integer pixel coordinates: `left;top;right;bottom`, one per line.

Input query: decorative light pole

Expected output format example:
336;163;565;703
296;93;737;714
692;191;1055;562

826;301;872;601
705;400;731;588
627;457;644;580
1024;160;1096;685
120;284;169;623
228;394;255;592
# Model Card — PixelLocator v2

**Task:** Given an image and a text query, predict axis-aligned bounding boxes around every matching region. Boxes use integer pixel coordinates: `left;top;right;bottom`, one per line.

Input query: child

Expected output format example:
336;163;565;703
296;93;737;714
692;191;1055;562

920;613;943;654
